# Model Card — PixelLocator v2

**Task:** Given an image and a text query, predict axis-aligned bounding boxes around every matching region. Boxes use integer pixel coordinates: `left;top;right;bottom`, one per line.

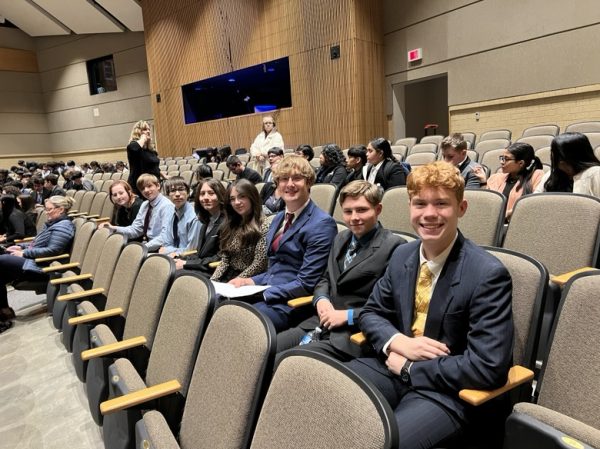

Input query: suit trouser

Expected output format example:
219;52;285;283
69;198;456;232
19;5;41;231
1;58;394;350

346;357;463;449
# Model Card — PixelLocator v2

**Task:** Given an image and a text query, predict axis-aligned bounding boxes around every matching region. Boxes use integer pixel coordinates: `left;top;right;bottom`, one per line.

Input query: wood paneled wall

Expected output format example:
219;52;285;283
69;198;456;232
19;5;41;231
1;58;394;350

0;47;38;72
141;0;384;157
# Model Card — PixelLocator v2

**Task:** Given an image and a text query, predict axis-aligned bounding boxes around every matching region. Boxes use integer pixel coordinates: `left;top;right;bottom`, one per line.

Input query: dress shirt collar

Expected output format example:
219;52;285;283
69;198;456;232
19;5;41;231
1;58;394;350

419;232;458;278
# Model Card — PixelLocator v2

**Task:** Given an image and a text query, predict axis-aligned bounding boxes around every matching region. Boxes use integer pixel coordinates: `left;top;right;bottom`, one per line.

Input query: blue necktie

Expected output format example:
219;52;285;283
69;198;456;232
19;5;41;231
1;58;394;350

344;239;358;270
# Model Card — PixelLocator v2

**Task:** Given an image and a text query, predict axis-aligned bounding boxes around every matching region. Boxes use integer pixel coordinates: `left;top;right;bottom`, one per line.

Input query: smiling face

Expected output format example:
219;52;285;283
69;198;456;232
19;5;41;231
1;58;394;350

410;186;467;259
141;182;160;202
111;184;131;207
342;195;381;239
229;186;252;217
199;183;220;215
276;170;310;212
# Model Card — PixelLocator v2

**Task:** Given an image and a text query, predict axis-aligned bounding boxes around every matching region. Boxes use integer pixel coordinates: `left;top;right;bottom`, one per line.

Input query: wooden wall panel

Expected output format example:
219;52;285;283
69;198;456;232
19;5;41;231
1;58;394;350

0;48;38;72
142;0;385;157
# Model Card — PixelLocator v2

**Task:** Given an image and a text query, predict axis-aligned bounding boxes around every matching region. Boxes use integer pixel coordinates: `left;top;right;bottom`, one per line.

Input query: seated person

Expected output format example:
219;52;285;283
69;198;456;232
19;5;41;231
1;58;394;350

345;144;367;184
211;179;270;282
346;161;513;449
108;180;143;227
231;155;338;332
17;194;38;229
534;132;600;197
0;195;76;333
0;194;37;244
70;171;96;191
158;178;200;257
176;178;226;276
226;155;262;184
315;144;348;190
484;142;544;219
190;163;213;200
277;180;404;354
105;174;174;252
441;133;484;188
295;144;314;161
42;174;66;200
263;147;284;183
261;148;285;216
365;137;407;190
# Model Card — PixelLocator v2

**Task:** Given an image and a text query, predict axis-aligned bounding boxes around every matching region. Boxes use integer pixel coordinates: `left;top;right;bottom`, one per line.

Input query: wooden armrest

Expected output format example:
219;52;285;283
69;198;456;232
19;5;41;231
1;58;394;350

550;267;598;287
35;253;69;263
68;212;87;217
68;209;79;213
50;273;93;285
208;261;221;268
80;214;100;219
92;217;111;223
14;237;34;243
81;336;147;361
179;249;196;257
100;380;182;415
459;365;534;406
350;332;367;346
58;287;105;302
287;296;313;308
42;262;80;273
68;307;123;325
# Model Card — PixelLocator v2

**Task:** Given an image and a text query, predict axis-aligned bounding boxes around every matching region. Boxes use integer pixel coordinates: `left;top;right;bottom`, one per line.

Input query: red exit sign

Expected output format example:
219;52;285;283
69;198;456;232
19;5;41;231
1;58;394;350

408;48;422;62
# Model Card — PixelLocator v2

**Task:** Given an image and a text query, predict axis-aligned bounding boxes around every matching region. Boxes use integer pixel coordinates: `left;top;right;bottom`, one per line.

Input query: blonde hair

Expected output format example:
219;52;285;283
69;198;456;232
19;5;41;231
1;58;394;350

136;174;160;192
338;180;382;207
46;195;76;212
407;161;465;203
272;154;316;186
129;120;154;150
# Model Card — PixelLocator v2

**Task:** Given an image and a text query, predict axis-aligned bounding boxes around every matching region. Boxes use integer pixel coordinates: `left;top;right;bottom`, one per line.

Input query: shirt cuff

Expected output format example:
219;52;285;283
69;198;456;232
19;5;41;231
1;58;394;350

313;296;330;307
382;332;402;356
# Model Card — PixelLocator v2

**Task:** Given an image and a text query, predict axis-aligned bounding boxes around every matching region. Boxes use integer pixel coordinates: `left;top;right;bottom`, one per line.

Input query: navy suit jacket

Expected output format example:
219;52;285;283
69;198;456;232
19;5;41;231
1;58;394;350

252;200;337;313
359;232;514;422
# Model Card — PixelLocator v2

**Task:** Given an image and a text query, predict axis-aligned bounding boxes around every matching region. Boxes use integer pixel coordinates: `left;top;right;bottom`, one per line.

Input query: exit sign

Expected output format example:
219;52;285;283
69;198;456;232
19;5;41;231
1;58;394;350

408;48;422;62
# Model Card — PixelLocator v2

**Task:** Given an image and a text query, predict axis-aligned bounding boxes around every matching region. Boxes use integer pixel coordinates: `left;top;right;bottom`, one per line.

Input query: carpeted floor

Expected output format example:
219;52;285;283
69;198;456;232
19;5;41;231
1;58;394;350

0;289;104;449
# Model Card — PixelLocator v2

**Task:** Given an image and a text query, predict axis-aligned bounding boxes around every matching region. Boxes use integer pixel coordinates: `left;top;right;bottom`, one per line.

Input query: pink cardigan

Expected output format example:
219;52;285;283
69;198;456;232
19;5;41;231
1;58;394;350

486;169;545;217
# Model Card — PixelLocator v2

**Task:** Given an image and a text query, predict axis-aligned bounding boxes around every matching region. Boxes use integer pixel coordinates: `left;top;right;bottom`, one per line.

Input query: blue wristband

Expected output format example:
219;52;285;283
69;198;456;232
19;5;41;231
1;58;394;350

347;309;354;326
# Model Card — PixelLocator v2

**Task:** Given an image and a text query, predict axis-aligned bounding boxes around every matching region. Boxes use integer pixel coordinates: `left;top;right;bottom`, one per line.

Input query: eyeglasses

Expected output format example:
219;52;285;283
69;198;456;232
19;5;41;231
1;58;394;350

278;175;306;184
498;156;516;163
168;186;188;194
45;206;57;213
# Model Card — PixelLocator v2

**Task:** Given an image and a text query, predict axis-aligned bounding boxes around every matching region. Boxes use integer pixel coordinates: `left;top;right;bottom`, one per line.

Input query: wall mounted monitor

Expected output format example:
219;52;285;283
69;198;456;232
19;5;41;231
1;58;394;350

182;57;292;124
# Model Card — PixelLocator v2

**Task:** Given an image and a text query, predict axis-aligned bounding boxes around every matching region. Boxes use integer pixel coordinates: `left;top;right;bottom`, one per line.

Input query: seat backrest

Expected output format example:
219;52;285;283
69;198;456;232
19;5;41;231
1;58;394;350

99;194;115;221
484;247;548;369
72;190;87;209
420;134;444;146
394;137;417;150
537;272;600;429
101;179;113;193
180;170;193;186
535;146;551;165
212;169;224;181
310;183;337;215
459;189;506;246
479;129;512;142
584;132;600;152
459;132;477;148
503;193;600;275
178;301;275;449
69;221;96;265
313;145;324;158
565;121;600;134
87;191;108;216
379;186;412;234
516;135;555;151
466;149;478;162
104;243;147;311
91;233;125;291
521;124;559;138
480;148;504;175
335;221;348;233
111;172;123;181
36;210;48;233
332;197;344;222
92;173;103;181
78;191;96;214
146;273;215;395
405;152;437;166
122;255;175;348
250;349;398;449
65;189;76;197
101;172;112;181
391;144;408;159
78;227;110;274
474;138;511;159
408;142;437;155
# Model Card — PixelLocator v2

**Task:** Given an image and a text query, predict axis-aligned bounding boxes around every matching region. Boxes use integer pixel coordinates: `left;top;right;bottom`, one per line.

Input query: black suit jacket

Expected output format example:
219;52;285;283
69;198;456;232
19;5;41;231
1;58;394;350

296;226;404;357
367;159;406;190
359;233;514;422
238;167;262;184
182;214;224;274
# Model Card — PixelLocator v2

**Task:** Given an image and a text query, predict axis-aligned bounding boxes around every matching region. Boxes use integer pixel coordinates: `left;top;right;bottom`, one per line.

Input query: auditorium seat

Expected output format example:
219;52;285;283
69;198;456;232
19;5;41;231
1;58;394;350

407;142;438;155
515;135;555;151
459;189;506;246
378;186;411;234
474;138;511;160
480;148;504;175
69;191;96;217
521;124;559;138
405;152;437;166
79;191;108;219
564;120;600;133
420;134;444;146
310;183;338;215
394;137;417;151
535;146;551;165
391;144;408;160
459;132;477;148
479;129;512;142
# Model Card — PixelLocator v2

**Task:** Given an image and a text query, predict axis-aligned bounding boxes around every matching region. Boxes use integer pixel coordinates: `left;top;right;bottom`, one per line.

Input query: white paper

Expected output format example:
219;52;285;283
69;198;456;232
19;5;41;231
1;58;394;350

211;281;270;298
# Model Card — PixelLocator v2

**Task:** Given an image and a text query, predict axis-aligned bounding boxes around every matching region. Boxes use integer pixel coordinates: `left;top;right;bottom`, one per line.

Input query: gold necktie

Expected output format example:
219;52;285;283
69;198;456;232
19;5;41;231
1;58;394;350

412;262;433;336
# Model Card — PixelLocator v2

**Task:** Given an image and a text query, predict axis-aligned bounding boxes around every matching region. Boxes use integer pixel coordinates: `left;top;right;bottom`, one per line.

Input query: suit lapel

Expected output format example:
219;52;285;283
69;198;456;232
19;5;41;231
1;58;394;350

402;248;420;333
338;227;384;281
330;230;351;280
277;201;313;249
266;211;285;254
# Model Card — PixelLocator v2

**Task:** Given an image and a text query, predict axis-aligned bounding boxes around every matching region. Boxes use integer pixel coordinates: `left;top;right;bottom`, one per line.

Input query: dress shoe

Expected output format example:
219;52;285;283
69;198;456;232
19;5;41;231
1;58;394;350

0;307;16;321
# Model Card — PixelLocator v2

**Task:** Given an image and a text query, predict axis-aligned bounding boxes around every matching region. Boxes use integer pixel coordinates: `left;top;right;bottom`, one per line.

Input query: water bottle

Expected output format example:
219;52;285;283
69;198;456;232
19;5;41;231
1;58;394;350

299;326;323;345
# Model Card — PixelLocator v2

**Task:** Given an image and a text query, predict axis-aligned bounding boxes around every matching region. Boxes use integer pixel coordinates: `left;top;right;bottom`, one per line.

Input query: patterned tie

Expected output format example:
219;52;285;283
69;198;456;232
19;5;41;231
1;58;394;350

343;239;358;270
142;204;153;242
412;262;434;336
172;212;180;248
271;212;294;252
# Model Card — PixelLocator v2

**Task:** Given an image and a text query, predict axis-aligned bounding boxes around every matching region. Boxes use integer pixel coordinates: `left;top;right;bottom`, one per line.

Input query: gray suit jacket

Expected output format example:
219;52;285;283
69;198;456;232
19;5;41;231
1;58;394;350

359;232;514;422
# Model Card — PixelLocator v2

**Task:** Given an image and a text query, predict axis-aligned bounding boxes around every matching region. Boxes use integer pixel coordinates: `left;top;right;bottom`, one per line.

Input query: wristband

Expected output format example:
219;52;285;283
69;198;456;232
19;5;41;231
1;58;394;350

347;309;354;325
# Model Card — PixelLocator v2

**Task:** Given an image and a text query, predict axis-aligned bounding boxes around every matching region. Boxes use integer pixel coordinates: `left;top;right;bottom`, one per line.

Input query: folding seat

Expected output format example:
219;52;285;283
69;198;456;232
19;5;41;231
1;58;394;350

378;186;411;234
179;170;193;186
111;172;124;181
178;164;191;172
584;132;600;151
535;146;551;165
420;134;444;146
479;129;512;142
459;132;477;148
504;272;600;449
249;349;398;449
82;255;175;425
474;138;511;160
55;232;125;351
564;120;600;133
459;189;506;246
405;151;437;166
102;179;114;193
69;190;96;217
69;243;147;382
78;191;108;219
102;173;113;181
521;124;559;138
68;190;87;214
309;183;337;214
49;226;110;333
394;137;417;151
93;173;104;181
133;301;276;449
212;168;224;180
100;273;215;449
332;197;343;222
312;145;324;158
391;144;408;160
167;170;179;178
96;194;115;224
407;142;437;155
480;148;504;175
515;135;555;151
237;153;250;164
65;189;76;197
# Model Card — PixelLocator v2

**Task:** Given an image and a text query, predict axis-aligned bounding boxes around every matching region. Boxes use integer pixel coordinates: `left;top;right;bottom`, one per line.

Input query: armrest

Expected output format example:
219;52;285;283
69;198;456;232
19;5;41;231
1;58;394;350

42;262;80;273
58;287;105;302
100;380;182;415
82;214;100;219
35;253;69;263
81;336;147;361
208;261;221;268
550;267;598;287
459;365;534;406
287;296;313;308
14;237;34;243
350;332;367;346
92;217;111;223
68;307;123;325
68;212;88;217
50;273;93;285
179;249;196;257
